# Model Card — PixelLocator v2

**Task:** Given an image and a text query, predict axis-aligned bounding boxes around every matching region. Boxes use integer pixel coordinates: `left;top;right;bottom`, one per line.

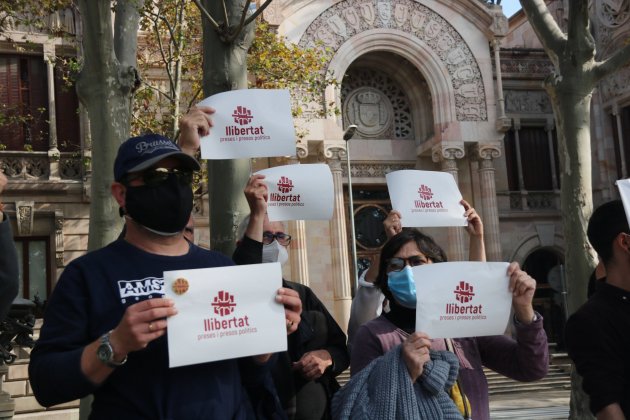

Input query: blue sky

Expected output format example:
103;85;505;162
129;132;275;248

501;0;523;18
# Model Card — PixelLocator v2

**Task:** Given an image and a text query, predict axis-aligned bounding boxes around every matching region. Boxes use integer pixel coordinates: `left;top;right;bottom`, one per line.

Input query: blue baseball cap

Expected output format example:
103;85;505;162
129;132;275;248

114;133;201;182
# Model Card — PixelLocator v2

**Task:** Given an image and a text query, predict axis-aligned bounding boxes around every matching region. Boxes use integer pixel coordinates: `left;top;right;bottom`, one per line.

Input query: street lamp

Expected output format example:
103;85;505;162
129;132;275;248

343;125;359;292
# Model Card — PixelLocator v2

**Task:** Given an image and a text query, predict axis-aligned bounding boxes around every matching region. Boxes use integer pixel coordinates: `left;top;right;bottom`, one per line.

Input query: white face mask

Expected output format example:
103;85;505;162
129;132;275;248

262;240;289;265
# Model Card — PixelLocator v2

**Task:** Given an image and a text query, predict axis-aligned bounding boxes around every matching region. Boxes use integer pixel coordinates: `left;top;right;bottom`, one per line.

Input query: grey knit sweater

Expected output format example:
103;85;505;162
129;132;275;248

332;346;463;420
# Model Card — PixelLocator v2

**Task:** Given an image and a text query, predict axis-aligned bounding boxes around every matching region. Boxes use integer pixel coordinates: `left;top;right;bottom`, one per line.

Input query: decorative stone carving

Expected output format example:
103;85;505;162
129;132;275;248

475;143;502;161
601;66;630;101
15;201;34;236
341;162;415;178
500;58;555;76
341;69;413;139
296;142;308;159
60;157;83;179
55;211;64;267
299;0;487;122
263;1;283;26
343;88;394;138
0;156;49;179
596;0;630;28
319;143;346;172
432;144;465;164
504;90;553;114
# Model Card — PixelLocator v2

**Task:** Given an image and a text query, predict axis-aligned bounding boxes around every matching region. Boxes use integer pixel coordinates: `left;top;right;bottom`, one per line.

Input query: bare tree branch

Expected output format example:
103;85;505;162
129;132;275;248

519;0;566;66
141;81;173;101
243;0;272;27
192;0;219;30
186;85;204;111
221;0;229;28
593;43;630;82
151;17;175;95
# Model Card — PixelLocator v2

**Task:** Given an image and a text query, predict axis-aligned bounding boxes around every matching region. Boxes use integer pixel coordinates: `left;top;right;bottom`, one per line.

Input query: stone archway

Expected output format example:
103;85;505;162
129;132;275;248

298;0;488;124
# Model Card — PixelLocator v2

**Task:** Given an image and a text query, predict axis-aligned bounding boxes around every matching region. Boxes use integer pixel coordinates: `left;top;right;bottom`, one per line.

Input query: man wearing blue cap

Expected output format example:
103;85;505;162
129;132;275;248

29;107;301;419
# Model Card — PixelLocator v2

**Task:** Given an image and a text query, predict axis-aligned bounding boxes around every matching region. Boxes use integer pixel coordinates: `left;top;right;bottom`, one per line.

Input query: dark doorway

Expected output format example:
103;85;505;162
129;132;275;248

523;248;566;350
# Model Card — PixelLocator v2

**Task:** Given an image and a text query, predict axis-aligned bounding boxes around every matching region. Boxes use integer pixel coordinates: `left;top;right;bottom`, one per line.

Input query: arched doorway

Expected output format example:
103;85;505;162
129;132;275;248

522;248;566;349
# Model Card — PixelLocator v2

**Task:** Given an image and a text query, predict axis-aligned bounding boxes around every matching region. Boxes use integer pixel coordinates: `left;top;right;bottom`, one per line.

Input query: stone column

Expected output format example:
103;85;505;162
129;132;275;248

287;143;310;286
322;144;352;332
612;103;627;178
475;143;503;261
43;42;60;180
432;145;466;261
0;365;15;419
545;119;559;190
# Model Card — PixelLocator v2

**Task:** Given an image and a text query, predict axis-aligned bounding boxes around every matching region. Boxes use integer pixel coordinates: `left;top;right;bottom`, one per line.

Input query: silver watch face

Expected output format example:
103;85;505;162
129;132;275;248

97;342;113;363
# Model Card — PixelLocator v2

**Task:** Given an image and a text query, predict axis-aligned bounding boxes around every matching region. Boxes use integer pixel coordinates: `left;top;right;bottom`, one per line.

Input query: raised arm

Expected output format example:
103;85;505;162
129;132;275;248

461;199;485;262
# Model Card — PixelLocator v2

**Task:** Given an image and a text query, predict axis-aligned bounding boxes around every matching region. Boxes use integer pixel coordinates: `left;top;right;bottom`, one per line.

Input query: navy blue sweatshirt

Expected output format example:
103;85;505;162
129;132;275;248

29;239;277;419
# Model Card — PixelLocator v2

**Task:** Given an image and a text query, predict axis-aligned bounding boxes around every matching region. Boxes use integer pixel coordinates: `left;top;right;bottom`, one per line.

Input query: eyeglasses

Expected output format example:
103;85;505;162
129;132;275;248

386;255;430;272
125;167;193;187
263;231;292;246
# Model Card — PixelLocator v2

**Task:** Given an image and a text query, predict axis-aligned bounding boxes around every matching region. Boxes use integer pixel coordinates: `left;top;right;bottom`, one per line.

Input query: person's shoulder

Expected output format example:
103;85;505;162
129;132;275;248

359;315;396;335
66;240;123;267
191;245;234;267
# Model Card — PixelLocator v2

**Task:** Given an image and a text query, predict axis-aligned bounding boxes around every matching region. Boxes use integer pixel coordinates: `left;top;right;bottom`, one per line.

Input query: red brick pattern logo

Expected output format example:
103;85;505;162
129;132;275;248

417;184;434;200
211;290;236;316
454;281;475;303
232;106;253;125
277;176;294;193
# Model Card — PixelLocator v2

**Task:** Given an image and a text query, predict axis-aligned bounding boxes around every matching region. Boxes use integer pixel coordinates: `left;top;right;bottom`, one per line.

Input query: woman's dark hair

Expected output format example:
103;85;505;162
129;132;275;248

374;228;447;300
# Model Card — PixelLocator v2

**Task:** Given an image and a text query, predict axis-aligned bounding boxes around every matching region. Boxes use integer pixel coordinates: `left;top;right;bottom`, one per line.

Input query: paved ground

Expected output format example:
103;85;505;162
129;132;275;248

489;389;570;419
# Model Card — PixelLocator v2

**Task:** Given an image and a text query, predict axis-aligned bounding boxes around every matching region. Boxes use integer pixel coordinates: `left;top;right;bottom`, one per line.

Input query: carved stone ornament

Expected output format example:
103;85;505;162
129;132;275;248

504;90;553;114
55;211;65;268
343;87;394;138
263;1;283;26
341;161;415;178
601;66;630;101
500;57;555;76
296;142;309;159
597;0;630;28
16;201;35;236
431;144;465;169
299;0;487;122
474;143;502;170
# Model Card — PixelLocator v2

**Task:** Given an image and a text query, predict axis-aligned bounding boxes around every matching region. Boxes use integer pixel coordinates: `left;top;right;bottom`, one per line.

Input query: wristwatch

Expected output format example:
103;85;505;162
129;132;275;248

96;331;127;368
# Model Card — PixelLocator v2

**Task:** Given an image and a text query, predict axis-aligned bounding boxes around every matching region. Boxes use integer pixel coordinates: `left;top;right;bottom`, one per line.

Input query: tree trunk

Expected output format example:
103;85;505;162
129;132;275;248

76;0;142;251
75;2;142;416
200;0;254;256
547;73;597;420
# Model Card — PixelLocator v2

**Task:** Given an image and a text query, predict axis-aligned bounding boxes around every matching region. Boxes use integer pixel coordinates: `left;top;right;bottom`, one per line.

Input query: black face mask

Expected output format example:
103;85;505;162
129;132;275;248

124;174;193;236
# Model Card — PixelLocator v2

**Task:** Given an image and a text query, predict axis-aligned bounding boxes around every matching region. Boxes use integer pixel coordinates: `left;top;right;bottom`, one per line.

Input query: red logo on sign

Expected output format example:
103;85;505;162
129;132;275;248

417;185;434;200
211;290;236;316
454;281;475;303
232;106;253;125
277;176;294;193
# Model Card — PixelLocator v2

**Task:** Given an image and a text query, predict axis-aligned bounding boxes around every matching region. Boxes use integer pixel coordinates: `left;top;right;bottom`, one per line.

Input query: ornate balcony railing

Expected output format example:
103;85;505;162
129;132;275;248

499;190;560;212
0;151;84;181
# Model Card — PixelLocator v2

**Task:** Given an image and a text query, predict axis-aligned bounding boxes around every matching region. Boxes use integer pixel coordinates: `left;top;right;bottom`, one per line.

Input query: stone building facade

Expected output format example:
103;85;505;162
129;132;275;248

1;0;630;415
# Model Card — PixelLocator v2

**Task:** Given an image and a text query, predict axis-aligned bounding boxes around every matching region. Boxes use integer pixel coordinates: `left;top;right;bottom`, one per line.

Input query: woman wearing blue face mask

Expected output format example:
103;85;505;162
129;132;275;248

347;210;549;420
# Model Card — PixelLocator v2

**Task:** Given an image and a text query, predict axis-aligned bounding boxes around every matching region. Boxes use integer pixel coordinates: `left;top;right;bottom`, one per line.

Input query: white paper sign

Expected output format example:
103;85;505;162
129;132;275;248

164;263;286;368
197;89;296;159
616;179;630;226
255;164;334;221
414;262;512;338
386;170;466;227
